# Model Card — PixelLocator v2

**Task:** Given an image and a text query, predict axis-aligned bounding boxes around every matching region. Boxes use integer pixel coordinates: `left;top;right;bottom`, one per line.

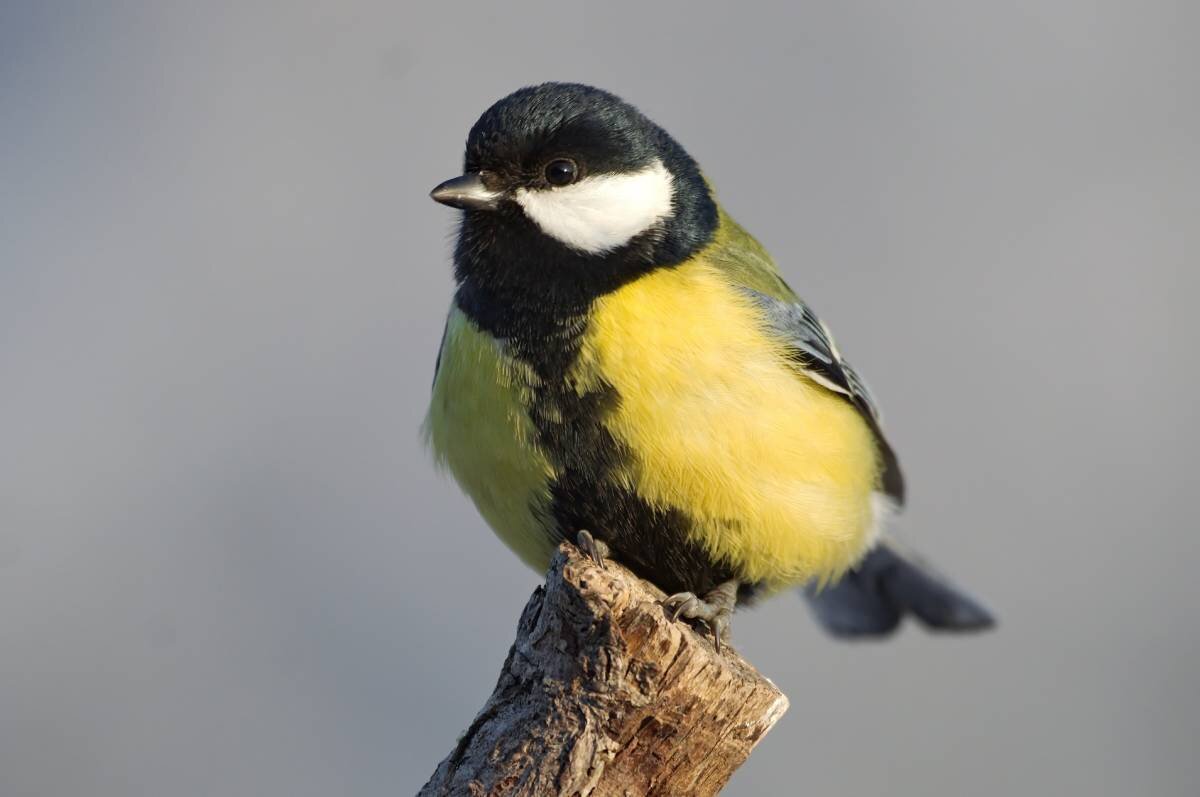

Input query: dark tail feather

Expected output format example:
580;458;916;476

803;541;996;638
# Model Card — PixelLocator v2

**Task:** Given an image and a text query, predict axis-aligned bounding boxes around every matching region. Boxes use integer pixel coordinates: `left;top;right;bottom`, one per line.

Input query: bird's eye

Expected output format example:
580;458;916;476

544;159;578;186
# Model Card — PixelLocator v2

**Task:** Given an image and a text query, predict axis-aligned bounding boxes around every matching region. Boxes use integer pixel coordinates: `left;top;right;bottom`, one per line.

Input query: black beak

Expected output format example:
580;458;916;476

429;173;501;211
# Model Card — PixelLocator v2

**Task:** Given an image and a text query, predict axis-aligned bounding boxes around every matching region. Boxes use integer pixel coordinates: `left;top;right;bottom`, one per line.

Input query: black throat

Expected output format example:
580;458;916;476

452;173;717;359
448;170;734;598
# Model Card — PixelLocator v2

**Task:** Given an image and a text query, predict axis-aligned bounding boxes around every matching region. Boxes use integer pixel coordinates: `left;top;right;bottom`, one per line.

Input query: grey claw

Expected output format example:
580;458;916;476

661;582;738;654
661;592;701;623
672;599;693;623
575;529;609;569
709;614;731;654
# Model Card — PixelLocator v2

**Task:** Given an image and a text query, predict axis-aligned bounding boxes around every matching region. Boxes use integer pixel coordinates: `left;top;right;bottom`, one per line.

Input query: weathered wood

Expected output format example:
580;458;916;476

418;543;789;797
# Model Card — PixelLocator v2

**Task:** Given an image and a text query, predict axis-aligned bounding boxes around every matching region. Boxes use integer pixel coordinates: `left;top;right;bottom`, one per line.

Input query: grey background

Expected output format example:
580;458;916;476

2;2;1196;795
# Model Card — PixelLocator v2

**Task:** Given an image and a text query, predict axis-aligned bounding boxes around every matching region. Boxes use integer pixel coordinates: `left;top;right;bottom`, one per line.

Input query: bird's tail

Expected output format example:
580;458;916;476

802;539;995;638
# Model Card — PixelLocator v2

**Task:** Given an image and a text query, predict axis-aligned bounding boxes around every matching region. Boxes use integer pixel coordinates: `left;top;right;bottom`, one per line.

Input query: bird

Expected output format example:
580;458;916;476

424;82;993;647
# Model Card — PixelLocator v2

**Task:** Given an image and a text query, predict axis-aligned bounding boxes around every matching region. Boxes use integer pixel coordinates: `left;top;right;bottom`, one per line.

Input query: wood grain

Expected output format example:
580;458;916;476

418;543;788;796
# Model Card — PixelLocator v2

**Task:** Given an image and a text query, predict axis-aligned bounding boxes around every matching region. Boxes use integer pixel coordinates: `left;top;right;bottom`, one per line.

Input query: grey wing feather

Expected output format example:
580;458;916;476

743;288;906;505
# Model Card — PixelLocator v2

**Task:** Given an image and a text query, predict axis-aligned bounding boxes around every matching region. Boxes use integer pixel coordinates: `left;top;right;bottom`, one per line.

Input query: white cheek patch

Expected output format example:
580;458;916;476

514;160;674;254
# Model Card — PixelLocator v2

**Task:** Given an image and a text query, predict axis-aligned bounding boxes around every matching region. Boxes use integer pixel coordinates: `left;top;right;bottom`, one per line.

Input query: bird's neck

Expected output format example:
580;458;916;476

453;275;591;380
451;211;652;369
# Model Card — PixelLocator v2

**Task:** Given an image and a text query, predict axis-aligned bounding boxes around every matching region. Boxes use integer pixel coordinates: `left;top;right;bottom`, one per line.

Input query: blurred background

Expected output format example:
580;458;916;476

2;2;1197;795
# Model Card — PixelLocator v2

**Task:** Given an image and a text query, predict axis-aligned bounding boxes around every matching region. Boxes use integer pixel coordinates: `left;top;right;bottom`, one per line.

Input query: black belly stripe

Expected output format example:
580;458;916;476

455;284;738;598
538;386;735;598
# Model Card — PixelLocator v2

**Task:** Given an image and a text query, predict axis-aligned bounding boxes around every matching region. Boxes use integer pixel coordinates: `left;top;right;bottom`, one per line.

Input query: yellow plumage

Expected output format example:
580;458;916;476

575;262;879;589
426;212;882;592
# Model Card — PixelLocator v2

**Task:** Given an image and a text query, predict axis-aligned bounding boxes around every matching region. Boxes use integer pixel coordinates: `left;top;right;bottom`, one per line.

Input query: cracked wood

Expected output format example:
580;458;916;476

418;543;789;797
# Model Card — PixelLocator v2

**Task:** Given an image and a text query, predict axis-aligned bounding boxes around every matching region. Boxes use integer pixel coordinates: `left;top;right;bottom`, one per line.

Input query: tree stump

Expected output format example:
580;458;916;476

418;543;789;796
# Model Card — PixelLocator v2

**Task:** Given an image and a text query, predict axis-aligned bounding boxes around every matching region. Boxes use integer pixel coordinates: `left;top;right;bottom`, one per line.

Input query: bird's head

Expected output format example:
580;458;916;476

431;83;718;302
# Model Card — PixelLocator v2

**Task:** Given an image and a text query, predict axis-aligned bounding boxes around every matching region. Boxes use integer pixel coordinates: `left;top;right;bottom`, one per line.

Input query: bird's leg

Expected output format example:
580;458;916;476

575;529;610;570
661;579;739;652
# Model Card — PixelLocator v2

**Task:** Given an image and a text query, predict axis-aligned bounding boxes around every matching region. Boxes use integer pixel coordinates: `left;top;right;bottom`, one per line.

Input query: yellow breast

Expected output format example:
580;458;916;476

573;262;882;589
423;307;558;570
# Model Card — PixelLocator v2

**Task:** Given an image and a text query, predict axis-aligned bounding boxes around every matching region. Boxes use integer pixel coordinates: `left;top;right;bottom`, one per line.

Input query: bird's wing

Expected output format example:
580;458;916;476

706;210;905;504
740;287;905;504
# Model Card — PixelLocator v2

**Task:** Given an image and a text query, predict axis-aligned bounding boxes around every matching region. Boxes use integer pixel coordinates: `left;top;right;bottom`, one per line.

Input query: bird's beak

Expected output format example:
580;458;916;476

429;173;501;211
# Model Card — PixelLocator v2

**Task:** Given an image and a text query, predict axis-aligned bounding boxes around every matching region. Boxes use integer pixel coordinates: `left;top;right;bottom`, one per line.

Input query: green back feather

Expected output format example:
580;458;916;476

703;206;799;302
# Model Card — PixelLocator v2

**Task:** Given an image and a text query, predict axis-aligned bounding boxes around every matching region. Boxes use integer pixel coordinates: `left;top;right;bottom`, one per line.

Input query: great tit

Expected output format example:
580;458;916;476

425;82;993;646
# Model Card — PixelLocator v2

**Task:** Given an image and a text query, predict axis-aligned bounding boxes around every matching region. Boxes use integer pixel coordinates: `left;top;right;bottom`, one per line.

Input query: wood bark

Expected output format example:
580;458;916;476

418;543;789;797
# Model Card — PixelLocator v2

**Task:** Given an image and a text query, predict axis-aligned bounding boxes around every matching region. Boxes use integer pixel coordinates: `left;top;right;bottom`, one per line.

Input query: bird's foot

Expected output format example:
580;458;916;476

575;529;610;570
661;579;739;653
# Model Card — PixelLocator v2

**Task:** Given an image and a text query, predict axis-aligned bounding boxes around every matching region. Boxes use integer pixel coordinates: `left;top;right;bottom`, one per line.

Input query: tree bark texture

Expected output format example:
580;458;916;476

418;543;789;797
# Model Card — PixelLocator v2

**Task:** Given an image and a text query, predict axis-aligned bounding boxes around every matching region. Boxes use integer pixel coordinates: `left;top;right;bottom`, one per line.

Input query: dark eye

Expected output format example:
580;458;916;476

544;158;578;186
